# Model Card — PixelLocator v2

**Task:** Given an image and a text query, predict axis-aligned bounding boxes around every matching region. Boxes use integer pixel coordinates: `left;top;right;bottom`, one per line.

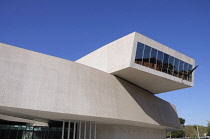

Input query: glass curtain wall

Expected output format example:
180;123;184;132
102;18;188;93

173;58;180;77
0;125;63;139
156;51;164;71
142;45;151;67
0;122;76;139
168;56;175;75
135;42;193;82
162;54;169;73
135;42;144;65
149;48;157;69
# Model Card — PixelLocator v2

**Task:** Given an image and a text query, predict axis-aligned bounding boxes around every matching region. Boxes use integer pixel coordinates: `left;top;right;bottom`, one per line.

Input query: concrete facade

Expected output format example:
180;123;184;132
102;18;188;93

97;124;166;139
0;32;195;139
77;32;194;93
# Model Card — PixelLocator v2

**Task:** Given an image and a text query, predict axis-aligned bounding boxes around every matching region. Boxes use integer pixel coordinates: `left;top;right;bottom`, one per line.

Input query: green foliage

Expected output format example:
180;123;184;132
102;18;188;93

172;130;185;138
184;125;208;137
166;118;209;138
166;130;185;138
207;124;210;136
166;118;186;138
179;118;185;125
184;126;197;137
197;125;207;137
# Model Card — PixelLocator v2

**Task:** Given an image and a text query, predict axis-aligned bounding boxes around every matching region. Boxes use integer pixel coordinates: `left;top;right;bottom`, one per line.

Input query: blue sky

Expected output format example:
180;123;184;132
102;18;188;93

0;0;209;126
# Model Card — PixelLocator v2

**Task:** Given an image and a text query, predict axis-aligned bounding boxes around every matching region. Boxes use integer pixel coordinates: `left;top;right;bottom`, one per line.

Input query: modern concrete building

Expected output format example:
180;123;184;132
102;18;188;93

0;32;195;139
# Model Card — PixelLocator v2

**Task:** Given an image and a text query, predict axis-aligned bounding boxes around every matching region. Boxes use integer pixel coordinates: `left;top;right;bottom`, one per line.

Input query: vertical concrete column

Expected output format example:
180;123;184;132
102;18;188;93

89;121;91;139
78;121;82;139
94;122;96;139
61;121;65;139
73;121;76;139
67;120;71;139
84;121;86;139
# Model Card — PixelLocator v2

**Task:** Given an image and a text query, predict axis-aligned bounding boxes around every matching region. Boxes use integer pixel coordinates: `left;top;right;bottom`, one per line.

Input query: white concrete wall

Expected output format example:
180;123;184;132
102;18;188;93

77;32;194;72
76;32;195;93
76;45;108;72
0;114;48;126
76;32;135;73
0;43;181;130
106;33;135;73
97;124;166;139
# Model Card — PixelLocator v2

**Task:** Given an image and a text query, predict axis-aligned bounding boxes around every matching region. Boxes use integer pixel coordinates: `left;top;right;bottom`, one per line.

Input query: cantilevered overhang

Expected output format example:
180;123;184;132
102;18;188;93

77;32;195;94
112;66;192;94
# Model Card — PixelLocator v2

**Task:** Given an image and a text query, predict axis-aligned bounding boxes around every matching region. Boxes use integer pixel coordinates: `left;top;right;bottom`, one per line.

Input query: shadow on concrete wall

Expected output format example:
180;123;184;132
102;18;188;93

115;77;181;129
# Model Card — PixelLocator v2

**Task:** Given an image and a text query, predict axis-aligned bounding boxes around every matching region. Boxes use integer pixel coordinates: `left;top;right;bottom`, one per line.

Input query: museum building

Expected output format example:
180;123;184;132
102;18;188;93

0;32;195;139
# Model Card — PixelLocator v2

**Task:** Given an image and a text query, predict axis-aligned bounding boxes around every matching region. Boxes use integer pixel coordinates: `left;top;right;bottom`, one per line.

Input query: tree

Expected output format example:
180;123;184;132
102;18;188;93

207;124;210;136
196;125;207;137
166;118;185;138
184;126;197;137
184;125;208;137
170;130;185;138
179;118;185;125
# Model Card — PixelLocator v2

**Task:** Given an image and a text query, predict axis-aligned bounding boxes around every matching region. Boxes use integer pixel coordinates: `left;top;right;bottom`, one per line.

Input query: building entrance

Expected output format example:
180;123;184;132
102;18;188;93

0;119;96;139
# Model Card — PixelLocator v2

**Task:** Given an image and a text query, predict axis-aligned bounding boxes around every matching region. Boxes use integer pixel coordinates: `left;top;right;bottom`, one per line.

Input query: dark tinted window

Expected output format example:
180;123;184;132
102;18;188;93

188;64;193;71
173;58;179;77
179;60;184;78
168;56;175;75
183;62;189;80
135;43;144;65
156;51;164;71
149;48;157;69
162;53;169;73
142;45;151;67
188;64;193;81
134;42;193;82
